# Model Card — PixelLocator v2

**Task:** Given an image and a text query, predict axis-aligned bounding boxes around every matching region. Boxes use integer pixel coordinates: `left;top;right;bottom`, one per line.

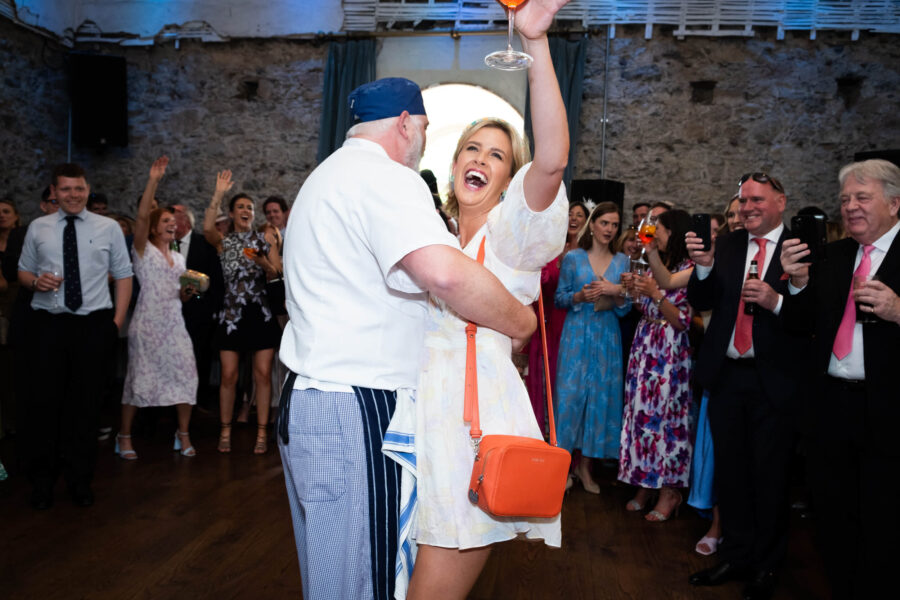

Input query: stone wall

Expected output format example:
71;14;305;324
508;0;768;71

577;26;900;217
1;17;327;223
2;17;898;225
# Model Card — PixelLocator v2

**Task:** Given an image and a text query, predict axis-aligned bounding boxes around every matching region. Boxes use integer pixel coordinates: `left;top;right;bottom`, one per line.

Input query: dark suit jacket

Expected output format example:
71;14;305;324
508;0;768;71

687;227;809;406
781;231;900;444
182;231;224;331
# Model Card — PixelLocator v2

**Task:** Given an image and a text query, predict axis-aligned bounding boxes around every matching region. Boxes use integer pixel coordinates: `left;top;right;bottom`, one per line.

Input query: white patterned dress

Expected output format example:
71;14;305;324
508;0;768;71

122;243;198;407
388;163;568;557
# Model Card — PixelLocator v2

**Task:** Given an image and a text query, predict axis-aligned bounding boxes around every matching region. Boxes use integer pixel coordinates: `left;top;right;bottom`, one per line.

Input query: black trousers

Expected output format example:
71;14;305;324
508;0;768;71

25;309;117;490
809;377;898;599
707;359;794;572
184;316;217;407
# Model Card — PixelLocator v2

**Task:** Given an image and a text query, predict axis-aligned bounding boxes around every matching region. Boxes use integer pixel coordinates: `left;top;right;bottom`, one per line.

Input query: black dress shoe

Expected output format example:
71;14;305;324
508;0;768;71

69;484;94;507
742;570;776;600
689;562;747;586
29;487;54;510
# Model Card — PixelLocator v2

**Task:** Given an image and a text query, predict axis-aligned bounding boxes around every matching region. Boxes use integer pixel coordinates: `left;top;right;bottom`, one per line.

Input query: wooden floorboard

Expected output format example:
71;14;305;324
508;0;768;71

0;412;828;599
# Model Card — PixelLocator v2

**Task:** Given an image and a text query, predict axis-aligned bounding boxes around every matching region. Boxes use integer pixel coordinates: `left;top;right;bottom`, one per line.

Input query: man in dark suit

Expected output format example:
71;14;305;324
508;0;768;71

781;159;900;599
171;204;224;409
686;172;807;600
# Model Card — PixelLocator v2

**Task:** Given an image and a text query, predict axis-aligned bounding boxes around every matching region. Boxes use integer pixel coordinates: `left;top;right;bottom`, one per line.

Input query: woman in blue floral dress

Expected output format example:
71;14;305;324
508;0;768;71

204;171;282;455
554;202;631;493
618;209;694;521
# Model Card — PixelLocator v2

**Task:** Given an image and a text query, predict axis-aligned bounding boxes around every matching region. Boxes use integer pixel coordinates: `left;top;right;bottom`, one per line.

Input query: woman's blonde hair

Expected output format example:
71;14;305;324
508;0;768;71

443;118;531;218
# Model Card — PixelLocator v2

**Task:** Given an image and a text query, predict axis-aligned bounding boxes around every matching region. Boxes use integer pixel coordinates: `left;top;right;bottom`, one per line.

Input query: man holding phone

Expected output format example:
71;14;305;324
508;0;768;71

685;171;807;600
780;159;900;598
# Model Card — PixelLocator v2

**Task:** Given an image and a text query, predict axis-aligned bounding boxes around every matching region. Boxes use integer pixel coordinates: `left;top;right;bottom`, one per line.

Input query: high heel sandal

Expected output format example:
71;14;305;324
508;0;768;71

253;424;268;455
575;461;600;494
174;431;197;457
645;489;683;522
114;433;138;460
625;490;656;512
217;422;232;454
695;535;724;556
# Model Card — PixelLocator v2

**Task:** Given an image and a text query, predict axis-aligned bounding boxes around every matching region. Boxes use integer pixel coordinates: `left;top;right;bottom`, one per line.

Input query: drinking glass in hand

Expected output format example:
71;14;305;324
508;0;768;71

855;274;879;323
484;0;533;71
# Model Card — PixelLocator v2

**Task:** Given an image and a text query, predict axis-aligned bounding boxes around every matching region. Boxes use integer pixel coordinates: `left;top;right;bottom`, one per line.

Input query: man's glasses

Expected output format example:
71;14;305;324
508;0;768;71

739;172;784;193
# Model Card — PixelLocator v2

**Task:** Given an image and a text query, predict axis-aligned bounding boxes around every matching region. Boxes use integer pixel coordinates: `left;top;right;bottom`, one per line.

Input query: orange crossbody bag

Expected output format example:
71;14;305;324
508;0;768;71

466;238;571;518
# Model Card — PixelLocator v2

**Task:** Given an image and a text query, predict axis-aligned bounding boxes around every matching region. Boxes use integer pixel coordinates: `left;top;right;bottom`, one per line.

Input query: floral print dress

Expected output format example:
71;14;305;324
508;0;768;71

122;243;197;407
219;230;272;333
618;260;694;489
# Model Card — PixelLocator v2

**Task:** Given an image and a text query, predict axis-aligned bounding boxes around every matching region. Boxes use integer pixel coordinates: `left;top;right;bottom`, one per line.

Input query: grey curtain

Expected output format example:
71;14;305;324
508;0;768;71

524;36;587;193
316;38;376;164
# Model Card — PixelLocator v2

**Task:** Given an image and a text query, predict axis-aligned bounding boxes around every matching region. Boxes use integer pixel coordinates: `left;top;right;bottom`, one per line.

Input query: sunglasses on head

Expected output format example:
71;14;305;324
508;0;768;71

739;172;784;193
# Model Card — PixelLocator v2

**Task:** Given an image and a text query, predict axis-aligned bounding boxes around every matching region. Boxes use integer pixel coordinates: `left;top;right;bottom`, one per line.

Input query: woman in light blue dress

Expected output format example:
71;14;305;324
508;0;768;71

554;202;631;493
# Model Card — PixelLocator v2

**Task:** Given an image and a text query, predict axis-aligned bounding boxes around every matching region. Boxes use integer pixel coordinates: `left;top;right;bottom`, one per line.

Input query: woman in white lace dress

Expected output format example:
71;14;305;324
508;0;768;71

116;156;198;459
396;2;572;597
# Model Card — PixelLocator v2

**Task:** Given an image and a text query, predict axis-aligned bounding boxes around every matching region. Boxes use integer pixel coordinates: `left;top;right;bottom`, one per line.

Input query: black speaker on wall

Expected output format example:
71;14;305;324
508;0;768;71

69;53;128;147
570;179;625;211
854;149;900;168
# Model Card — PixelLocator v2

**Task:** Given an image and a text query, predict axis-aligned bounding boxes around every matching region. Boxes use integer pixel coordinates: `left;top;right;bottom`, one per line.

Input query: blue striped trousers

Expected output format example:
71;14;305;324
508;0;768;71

278;385;400;600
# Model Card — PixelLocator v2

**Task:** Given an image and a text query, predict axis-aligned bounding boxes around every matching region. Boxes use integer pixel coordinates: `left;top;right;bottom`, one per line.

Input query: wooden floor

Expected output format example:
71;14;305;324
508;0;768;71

0;410;829;600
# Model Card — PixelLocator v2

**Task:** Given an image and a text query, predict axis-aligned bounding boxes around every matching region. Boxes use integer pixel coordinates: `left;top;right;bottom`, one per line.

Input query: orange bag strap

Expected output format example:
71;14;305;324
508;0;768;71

464;237;560;447
464;237;487;440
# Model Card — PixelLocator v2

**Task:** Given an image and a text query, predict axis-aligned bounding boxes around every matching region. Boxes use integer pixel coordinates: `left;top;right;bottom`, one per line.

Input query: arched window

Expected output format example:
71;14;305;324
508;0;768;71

420;83;524;202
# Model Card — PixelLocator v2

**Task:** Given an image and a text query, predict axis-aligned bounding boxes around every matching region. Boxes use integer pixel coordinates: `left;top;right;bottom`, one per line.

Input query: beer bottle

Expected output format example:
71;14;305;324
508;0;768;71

744;260;759;315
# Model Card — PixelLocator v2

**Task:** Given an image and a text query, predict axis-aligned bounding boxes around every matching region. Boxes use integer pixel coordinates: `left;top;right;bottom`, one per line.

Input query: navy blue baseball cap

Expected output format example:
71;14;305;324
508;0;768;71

348;77;427;124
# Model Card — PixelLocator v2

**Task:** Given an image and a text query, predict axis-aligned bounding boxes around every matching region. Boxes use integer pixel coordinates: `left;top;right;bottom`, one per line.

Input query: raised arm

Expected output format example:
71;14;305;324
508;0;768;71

400;244;536;340
516;0;570;212
647;246;693;290
203;170;234;253
134;156;169;257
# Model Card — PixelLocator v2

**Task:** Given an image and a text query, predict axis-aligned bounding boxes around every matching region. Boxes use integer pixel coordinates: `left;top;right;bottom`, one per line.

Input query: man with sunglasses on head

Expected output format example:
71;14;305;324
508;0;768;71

685;172;809;600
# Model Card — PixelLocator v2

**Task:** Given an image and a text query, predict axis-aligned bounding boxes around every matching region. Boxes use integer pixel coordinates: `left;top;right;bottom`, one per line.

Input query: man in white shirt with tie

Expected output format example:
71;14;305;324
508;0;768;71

781;159;900;599
685;172;807;600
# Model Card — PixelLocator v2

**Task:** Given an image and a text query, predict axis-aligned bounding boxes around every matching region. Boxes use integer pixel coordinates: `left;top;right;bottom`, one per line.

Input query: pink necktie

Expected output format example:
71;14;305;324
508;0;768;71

832;244;875;360
733;238;766;355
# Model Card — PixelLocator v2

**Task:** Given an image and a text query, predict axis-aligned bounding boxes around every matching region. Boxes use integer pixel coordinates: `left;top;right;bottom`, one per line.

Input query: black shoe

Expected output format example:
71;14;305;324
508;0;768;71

69;483;94;507
689;562;747;586
742;570;776;600
29;487;54;510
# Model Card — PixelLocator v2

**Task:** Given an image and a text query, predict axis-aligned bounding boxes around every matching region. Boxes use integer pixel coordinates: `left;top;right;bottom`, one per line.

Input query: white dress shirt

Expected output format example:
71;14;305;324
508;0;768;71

696;223;784;358
177;231;191;259
827;220;900;380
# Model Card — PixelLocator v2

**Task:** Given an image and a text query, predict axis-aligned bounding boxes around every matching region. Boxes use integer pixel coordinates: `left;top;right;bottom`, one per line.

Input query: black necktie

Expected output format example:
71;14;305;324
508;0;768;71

63;216;83;311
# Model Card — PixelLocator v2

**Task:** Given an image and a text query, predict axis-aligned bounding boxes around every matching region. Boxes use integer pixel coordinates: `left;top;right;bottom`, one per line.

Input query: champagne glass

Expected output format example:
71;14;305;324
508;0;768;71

44;265;62;308
629;257;648;300
636;213;659;258
484;0;533;71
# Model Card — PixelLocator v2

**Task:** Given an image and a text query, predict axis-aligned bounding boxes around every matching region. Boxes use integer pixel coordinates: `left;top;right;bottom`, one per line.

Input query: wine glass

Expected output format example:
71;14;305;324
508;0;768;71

43;265;62;308
484;0;533;71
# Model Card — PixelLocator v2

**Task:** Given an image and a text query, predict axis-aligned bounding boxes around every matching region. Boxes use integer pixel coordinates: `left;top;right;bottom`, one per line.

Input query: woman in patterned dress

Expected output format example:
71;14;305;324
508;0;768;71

554;202;630;493
618;209;695;522
399;2;572;598
116;156;198;459
203;172;282;454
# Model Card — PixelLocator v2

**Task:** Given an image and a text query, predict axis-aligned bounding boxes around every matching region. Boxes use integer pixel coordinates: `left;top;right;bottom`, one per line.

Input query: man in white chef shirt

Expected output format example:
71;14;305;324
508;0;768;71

276;77;537;600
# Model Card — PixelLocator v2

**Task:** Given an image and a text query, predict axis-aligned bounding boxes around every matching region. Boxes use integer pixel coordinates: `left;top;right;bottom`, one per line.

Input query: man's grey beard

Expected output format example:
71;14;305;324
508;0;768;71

403;126;425;171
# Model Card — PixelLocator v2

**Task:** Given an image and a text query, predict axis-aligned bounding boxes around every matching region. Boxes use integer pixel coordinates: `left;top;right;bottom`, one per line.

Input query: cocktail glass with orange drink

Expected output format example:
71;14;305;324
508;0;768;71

484;0;533;71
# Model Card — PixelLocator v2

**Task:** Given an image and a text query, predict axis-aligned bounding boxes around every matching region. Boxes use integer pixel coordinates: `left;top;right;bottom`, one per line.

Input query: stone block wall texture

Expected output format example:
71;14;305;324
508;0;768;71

2;17;898;225
1;17;327;224
577;26;900;218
